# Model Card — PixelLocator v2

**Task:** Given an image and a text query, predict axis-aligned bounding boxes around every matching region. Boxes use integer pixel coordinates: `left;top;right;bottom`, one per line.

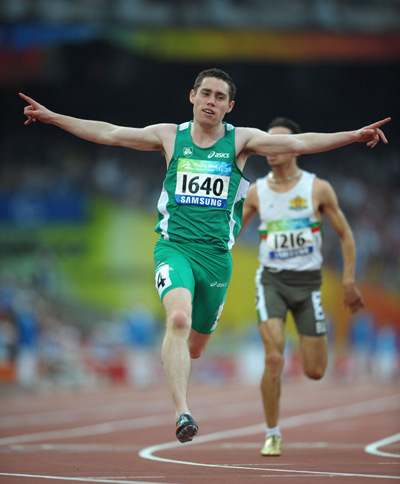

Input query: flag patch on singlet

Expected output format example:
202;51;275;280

289;196;308;210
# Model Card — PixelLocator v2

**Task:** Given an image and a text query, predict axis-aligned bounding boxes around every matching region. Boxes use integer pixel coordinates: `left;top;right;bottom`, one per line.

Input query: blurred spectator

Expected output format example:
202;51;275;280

13;290;39;387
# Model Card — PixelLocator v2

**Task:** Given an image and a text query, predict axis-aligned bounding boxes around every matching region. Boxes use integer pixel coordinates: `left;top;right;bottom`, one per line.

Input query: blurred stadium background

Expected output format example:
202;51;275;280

0;0;399;391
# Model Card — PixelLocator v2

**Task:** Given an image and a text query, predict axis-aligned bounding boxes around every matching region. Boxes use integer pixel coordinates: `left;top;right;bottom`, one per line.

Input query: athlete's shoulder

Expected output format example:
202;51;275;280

150;123;178;139
244;181;260;206
235;126;267;157
247;181;258;194
151;124;178;159
312;174;331;189
312;176;336;202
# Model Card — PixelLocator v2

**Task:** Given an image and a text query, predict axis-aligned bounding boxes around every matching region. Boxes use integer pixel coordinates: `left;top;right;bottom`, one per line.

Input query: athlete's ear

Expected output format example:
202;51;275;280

189;89;195;105
227;100;235;113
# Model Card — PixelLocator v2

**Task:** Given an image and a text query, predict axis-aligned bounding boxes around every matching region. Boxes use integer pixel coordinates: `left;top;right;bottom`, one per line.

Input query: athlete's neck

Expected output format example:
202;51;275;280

191;121;225;148
268;169;302;184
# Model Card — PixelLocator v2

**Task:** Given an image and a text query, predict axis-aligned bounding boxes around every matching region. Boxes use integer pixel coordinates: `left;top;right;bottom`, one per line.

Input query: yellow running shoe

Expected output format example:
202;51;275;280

260;435;282;456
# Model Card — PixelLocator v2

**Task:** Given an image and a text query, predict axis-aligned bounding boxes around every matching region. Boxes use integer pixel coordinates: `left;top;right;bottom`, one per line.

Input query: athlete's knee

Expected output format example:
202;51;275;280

188;332;211;359
300;335;328;380
265;352;284;377
167;310;191;335
304;364;326;380
189;344;203;359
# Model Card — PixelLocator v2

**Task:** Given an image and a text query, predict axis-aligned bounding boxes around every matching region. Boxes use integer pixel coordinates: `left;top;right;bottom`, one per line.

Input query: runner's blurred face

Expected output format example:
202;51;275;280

190;77;235;127
266;126;297;167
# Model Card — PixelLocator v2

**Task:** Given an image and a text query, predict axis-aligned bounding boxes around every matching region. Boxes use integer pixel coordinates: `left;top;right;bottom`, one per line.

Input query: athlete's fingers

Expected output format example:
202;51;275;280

24;115;37;125
365;127;387;148
19;92;36;106
351;297;364;313
376;128;388;144
366;117;391;129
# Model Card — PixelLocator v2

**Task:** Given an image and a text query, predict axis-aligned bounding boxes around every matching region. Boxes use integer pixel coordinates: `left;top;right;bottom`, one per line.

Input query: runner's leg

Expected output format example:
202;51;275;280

162;286;193;420
259;317;285;428
299;334;328;380
189;329;212;359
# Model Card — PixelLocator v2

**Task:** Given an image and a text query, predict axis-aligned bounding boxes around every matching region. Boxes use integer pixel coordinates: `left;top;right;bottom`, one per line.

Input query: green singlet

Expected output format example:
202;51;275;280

155;121;249;252
153;121;250;334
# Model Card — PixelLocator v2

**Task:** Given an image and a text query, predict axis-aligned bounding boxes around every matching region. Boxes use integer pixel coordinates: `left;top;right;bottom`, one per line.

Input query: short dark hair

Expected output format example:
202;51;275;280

267;117;302;135
193;68;236;102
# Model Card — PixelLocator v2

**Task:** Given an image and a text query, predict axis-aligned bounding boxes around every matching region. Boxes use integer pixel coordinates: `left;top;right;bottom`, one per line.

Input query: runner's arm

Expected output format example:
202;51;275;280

19;92;173;152
238;183;259;238
241;118;390;157
317;179;364;313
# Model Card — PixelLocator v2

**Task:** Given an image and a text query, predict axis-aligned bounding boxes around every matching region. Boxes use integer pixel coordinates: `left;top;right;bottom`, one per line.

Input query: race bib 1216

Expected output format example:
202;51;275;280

267;218;314;259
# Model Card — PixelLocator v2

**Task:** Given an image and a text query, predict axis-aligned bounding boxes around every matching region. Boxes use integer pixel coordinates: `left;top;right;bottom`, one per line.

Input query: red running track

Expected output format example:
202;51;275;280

0;377;399;483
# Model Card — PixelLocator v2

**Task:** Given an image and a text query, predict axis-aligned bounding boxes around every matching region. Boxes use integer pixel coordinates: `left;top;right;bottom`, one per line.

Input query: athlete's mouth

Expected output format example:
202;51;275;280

203;109;215;116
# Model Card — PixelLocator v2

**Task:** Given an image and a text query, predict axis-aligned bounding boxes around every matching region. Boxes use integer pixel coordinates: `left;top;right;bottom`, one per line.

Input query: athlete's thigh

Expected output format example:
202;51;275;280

255;266;288;323
191;253;232;334
162;287;192;323
154;240;195;301
291;277;327;337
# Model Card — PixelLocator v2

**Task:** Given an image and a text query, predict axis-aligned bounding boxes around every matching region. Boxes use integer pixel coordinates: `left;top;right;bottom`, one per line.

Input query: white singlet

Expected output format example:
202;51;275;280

256;170;323;271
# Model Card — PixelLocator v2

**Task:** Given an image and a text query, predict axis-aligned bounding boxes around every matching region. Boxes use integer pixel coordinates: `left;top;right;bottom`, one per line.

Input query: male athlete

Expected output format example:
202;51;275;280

20;68;389;443
241;117;365;456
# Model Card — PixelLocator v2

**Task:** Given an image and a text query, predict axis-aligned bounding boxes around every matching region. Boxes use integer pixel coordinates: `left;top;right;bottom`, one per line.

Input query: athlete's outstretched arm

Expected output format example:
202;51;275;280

242;117;391;157
19;92;173;152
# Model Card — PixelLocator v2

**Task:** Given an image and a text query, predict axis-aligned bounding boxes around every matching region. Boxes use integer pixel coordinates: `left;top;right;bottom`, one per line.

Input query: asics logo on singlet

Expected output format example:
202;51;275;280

210;281;228;288
207;151;229;159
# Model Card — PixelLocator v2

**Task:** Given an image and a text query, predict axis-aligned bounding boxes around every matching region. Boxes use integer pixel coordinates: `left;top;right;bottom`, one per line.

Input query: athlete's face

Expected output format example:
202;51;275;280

190;77;234;126
266;126;296;166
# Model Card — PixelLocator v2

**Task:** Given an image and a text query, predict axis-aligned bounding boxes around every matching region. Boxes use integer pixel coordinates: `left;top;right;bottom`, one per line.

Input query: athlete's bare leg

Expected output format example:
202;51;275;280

259;318;285;428
189;329;212;359
162;287;193;420
299;334;328;380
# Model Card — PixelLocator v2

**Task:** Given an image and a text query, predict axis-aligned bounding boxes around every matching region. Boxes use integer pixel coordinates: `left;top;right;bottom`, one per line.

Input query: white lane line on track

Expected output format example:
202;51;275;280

0;474;178;484
0;399;172;429
365;433;400;458
0;399;259;447
9;443;143;452
0;390;253;429
139;393;400;480
0;414;171;447
0;390;259;428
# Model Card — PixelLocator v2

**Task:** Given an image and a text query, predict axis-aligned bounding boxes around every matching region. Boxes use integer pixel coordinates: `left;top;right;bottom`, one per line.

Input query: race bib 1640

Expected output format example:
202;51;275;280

175;158;232;208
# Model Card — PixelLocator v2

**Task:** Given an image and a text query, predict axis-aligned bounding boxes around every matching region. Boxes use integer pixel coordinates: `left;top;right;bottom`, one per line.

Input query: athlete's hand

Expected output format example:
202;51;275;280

19;92;54;125
355;117;391;148
343;283;365;313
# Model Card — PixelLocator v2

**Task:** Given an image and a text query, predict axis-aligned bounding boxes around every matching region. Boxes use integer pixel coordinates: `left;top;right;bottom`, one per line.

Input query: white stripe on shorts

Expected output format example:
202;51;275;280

255;265;268;322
